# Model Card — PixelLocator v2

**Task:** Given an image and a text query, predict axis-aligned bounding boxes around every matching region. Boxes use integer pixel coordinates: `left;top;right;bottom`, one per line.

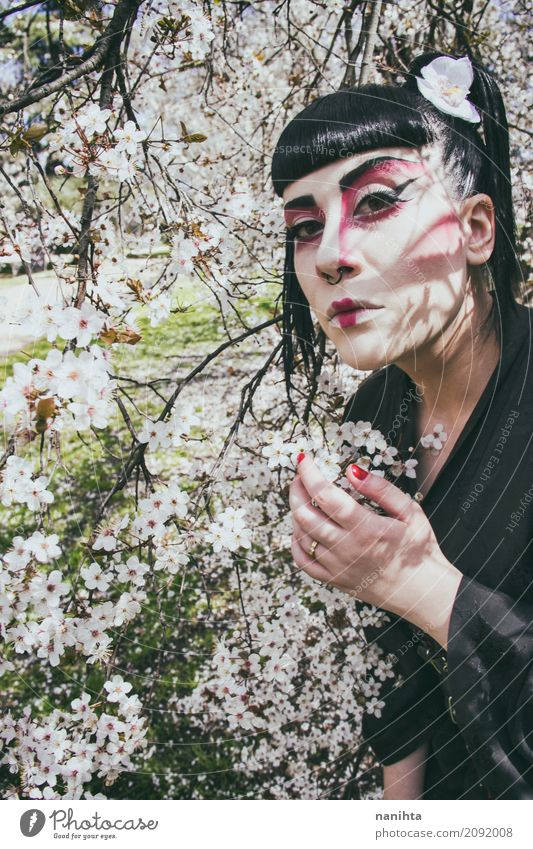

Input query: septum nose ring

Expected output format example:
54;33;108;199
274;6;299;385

324;268;347;285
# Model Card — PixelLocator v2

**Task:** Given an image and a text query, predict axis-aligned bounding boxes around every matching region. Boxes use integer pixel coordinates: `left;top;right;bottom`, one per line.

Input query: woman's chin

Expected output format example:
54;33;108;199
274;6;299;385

335;346;390;373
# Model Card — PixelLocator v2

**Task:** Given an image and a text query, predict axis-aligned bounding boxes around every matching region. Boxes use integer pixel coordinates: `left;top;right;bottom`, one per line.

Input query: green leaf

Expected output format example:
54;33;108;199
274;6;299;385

182;133;208;143
9;135;26;157
22;123;49;143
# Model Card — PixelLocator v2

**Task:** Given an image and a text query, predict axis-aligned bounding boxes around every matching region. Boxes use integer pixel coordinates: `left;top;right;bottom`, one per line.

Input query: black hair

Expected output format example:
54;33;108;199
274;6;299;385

271;51;522;398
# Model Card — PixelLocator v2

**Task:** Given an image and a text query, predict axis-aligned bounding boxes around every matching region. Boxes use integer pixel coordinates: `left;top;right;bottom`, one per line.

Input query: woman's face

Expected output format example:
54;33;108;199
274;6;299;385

282;144;473;371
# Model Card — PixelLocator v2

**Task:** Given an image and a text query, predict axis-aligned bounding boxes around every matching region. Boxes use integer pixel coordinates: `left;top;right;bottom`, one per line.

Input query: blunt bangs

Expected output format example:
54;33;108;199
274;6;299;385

271;84;437;197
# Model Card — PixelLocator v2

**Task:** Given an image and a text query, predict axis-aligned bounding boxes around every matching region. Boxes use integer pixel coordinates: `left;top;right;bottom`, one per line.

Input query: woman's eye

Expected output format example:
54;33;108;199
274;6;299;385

355;192;399;215
288;220;322;240
287;187;407;240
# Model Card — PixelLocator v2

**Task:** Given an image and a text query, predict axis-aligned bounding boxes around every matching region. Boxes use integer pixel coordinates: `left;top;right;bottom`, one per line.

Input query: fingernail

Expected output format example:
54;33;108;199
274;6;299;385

297;452;305;464
351;464;368;480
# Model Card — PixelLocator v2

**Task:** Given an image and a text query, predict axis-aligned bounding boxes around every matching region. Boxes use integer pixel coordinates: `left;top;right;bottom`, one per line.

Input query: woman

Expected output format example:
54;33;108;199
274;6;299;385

270;52;533;800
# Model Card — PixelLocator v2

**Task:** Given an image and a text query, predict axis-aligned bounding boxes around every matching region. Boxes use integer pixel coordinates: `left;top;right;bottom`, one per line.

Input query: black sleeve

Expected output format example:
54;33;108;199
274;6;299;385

445;574;533;799
342;376;448;765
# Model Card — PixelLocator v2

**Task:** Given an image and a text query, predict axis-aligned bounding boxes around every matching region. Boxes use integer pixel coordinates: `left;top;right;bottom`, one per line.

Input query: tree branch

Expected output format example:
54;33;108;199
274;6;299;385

98;315;282;514
0;0;45;22
359;0;383;85
341;1;366;89
0;0;142;117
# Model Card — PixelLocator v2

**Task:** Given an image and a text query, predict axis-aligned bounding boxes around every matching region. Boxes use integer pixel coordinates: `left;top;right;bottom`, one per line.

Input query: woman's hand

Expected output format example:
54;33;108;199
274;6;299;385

289;454;463;650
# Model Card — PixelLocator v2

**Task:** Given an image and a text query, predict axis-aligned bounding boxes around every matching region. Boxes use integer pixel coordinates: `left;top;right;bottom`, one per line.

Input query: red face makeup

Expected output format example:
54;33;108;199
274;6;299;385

283;157;429;249
281;145;475;374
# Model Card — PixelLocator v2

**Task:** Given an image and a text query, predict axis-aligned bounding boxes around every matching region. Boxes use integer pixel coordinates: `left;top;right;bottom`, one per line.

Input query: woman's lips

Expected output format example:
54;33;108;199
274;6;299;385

330;306;384;329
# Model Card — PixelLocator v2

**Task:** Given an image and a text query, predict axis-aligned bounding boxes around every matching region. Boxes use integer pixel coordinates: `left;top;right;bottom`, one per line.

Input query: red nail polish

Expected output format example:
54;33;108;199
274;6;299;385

351;464;368;480
297;452;305;464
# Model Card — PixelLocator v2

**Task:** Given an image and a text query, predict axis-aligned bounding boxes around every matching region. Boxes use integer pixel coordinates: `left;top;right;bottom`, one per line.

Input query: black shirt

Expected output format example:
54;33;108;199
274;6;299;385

342;292;533;799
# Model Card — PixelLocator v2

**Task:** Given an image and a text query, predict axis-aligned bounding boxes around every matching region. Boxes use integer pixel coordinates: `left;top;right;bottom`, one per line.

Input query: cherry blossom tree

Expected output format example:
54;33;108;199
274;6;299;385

0;0;530;800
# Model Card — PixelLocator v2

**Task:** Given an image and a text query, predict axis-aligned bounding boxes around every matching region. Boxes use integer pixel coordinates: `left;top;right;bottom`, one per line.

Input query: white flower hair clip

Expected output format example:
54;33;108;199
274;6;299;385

415;56;481;124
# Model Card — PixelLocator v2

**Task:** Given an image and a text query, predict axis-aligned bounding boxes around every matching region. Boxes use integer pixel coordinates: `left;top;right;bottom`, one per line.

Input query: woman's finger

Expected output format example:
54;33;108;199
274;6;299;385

292;499;344;552
291;534;332;584
288;475;312;511
296;455;361;529
346;463;418;523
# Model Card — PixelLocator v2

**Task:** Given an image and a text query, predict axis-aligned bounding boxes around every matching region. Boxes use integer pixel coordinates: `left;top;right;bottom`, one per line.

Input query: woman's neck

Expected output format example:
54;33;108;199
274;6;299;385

394;288;501;431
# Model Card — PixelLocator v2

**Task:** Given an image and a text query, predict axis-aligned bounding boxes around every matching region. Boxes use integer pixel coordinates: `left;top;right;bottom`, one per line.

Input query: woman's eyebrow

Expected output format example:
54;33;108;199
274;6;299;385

283;156;422;213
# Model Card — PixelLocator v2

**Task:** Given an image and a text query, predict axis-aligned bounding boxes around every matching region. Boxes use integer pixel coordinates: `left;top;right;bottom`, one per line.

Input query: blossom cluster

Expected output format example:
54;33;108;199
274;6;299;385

0;345;114;433
0;675;146;799
172;365;404;798
49;109;146;184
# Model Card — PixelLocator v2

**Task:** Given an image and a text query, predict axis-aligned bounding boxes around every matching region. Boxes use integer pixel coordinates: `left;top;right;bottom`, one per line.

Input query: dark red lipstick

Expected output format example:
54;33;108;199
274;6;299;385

328;298;384;329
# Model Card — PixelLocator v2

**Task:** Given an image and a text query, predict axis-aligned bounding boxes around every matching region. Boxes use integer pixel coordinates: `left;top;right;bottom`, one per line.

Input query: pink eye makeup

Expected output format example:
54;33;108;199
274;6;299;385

283;205;325;242
282;155;429;242
349;177;417;221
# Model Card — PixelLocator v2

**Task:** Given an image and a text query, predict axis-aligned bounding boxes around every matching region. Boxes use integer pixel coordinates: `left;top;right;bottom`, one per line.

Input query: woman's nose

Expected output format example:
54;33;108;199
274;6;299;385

314;216;363;284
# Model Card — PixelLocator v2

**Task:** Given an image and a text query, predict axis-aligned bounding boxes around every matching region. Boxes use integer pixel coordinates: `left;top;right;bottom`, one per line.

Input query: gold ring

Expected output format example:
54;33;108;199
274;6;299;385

307;538;319;559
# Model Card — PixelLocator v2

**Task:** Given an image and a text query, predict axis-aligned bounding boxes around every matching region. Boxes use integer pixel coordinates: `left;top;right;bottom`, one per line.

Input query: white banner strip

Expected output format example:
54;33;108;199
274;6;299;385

3;799;531;849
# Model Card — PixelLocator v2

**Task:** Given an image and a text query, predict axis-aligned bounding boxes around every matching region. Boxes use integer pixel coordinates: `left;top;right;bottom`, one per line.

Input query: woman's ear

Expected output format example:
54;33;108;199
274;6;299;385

461;193;496;267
